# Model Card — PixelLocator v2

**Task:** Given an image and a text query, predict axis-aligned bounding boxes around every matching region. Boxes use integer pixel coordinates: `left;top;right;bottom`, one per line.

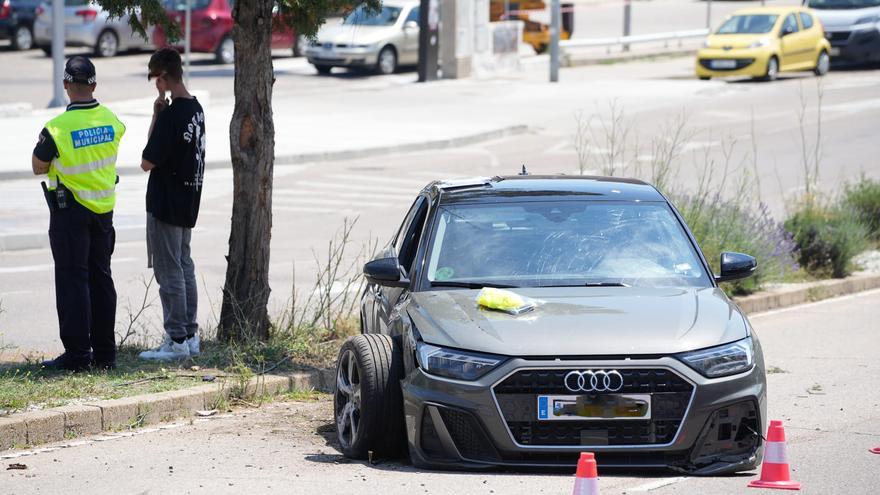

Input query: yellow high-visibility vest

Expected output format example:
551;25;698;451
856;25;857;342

44;105;125;214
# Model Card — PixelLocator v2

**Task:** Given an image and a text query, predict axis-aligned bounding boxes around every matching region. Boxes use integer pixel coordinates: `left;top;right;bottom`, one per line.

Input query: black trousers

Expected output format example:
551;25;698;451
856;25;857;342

48;200;116;364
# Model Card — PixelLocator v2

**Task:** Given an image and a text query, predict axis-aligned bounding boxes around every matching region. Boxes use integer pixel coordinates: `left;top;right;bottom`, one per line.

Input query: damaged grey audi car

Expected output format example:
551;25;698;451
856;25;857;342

333;175;767;474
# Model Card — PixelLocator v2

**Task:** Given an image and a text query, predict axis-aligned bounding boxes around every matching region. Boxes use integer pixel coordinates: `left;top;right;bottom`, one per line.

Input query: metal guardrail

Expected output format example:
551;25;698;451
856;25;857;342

560;28;710;52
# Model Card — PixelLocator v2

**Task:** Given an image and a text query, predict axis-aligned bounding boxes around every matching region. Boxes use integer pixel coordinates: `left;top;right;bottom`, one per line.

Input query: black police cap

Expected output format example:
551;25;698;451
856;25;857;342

64;56;96;85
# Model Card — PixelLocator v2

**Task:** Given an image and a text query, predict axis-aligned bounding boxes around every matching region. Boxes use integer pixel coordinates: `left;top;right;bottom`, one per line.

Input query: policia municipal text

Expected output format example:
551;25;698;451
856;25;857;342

31;56;125;371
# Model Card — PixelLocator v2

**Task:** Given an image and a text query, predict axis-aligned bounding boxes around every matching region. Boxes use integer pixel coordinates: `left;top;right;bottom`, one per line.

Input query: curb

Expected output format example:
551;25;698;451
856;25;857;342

0;124;531;182
563;48;696;67
0;369;334;452
732;273;880;315
2;274;877;452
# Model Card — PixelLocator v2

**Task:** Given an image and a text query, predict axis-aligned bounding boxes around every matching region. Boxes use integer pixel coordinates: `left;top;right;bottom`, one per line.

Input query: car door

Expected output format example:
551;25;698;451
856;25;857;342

270;1;296;50
371;195;429;335
781;12;815;70
798;11;822;67
401;5;420;65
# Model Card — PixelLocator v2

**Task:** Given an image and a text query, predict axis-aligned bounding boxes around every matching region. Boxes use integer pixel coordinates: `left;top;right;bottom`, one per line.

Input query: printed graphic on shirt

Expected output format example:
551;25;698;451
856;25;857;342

71;126;115;149
183;111;206;190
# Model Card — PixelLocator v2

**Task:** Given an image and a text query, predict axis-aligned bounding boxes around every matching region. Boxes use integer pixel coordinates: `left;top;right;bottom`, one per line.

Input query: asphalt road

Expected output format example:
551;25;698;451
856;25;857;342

3;290;879;494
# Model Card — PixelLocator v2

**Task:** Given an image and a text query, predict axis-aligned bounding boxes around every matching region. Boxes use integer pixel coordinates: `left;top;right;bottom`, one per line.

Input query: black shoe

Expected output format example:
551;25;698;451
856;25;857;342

91;359;116;371
41;353;91;372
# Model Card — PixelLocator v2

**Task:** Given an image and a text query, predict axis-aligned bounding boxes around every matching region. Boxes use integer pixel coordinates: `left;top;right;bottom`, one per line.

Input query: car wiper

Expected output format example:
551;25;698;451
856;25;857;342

430;281;518;289
541;282;630;288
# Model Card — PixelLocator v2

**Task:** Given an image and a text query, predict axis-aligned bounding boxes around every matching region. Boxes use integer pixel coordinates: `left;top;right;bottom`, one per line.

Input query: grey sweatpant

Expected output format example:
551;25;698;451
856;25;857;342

146;214;198;341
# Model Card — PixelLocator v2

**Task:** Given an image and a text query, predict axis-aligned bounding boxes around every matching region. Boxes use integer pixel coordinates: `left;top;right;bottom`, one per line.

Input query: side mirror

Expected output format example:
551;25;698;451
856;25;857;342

404;20;419;31
715;252;757;283
780;26;795;37
364;257;410;288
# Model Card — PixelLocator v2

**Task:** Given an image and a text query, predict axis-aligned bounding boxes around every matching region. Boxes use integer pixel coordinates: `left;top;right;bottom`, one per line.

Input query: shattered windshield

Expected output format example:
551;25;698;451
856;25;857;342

424;201;711;289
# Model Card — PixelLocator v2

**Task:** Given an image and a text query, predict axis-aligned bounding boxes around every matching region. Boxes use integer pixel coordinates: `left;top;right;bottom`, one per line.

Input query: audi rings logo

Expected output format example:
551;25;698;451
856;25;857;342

564;370;624;393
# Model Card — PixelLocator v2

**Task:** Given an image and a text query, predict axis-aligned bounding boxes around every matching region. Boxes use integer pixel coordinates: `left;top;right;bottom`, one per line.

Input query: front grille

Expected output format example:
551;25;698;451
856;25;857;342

698;58;755;71
826;31;851;42
493;368;694;447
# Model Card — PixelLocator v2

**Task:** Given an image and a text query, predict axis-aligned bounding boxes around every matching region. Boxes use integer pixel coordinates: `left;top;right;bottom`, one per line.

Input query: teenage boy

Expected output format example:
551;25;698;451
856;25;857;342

138;48;206;361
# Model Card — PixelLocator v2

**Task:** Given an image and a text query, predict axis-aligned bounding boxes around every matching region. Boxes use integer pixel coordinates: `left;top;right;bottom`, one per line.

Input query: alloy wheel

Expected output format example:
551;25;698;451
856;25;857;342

378;47;396;75
335;349;362;450
219;38;234;65
816;52;830;76
14;26;33;51
766;57;778;81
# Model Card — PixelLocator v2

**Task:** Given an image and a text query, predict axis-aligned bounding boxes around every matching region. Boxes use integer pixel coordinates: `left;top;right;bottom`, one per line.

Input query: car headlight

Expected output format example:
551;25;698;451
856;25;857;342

416;342;506;381
748;38;770;49
677;337;754;378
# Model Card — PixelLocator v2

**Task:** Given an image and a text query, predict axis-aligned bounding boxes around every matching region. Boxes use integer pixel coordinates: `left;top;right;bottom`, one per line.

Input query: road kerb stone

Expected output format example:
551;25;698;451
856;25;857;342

55;405;103;437
21;410;65;445
87;396;141;431
733;274;880;314
0;415;28;451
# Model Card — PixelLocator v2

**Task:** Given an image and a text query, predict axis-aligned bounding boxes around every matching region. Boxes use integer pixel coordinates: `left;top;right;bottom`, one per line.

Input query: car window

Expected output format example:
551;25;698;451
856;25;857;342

405;6;420;24
807;0;880;9
799;12;814;29
65;0;89;6
397;197;429;275
782;14;799;34
393;197;423;250
343;5;402;26
424;201;711;288
716;15;779;34
163;0;213;10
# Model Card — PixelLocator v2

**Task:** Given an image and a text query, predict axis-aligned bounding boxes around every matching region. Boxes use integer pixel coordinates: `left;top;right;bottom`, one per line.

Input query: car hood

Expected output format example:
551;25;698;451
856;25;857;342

704;34;771;49
812;6;880;29
407;287;748;357
316;24;398;45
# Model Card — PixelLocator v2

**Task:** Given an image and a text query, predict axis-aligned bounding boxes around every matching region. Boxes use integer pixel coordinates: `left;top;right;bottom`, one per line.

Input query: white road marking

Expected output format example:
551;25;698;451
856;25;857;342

750;287;880;319
629;477;689;492
325;174;428;186
543;140;572;154
0;257;137;274
291;180;420;195
274;197;392;208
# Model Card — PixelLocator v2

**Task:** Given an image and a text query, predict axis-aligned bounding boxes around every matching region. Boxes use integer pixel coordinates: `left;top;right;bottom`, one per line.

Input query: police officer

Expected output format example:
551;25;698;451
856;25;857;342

31;56;125;371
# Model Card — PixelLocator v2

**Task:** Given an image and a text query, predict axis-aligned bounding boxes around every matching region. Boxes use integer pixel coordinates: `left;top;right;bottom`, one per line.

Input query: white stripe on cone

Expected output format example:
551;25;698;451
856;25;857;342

764;441;789;464
572;477;600;495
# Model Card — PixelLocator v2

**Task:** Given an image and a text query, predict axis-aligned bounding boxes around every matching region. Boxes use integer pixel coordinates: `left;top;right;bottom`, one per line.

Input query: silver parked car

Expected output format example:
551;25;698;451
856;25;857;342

33;0;153;57
304;0;420;75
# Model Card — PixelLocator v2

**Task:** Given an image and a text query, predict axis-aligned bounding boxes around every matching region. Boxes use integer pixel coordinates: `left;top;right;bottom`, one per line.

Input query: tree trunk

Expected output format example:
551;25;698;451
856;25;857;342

219;0;275;341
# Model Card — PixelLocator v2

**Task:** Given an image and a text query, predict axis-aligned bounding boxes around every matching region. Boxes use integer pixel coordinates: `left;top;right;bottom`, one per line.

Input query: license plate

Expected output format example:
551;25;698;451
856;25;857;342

537;394;651;421
830;47;840;56
710;59;737;69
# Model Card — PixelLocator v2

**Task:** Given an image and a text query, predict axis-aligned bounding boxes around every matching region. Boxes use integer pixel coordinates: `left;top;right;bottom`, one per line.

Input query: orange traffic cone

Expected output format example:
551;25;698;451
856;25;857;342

748;420;801;490
870;447;880;455
572;452;600;495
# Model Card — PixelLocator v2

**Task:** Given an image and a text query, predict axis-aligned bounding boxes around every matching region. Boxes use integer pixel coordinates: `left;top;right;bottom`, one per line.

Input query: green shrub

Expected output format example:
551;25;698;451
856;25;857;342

843;176;880;240
675;194;798;295
784;204;869;278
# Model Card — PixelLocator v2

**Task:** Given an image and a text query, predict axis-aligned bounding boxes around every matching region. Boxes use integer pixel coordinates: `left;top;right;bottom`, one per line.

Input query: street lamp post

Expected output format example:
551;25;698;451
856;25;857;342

48;0;65;108
550;0;560;82
623;0;632;52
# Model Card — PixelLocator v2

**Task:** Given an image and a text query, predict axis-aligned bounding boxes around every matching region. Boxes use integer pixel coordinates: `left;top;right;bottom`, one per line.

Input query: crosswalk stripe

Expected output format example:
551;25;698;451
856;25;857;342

274;188;413;201
325;173;429;186
273;197;392;208
291;180;420;195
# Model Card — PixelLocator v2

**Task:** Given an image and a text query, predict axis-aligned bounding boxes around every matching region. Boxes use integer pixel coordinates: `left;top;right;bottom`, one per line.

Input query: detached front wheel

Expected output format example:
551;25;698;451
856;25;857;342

334;334;405;460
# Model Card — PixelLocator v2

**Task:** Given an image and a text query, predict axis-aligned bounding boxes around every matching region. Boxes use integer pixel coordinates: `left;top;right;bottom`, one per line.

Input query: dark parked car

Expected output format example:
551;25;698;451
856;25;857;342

334;175;767;474
0;0;40;50
807;0;880;66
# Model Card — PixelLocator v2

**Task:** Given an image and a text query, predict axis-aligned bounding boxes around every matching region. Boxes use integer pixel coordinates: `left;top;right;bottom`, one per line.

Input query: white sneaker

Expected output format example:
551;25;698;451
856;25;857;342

139;337;191;361
186;334;200;357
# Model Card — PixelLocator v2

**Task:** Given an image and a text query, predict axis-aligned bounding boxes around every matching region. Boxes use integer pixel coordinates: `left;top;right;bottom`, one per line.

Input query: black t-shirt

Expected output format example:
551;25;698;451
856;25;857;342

143;97;206;228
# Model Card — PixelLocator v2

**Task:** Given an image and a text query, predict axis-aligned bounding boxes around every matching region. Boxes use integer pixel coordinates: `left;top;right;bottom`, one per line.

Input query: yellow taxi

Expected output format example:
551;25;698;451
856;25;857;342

696;7;831;81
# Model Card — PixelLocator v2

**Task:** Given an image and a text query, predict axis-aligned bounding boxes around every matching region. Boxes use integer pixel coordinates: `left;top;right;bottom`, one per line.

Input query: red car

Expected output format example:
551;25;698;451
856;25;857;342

153;0;299;64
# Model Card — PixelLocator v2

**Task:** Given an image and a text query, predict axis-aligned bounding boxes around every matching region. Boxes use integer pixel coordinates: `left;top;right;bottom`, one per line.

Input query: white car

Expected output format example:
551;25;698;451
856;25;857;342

33;0;153;57
304;0;420;75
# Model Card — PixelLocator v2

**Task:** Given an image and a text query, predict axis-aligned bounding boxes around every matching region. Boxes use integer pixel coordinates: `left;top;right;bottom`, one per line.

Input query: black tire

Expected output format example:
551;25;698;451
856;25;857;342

814;50;830;76
315;64;332;75
11;24;34;51
334;334;405;460
375;45;397;75
216;35;234;64
698;76;710;81
94;29;118;57
39;45;52;57
758;56;778;82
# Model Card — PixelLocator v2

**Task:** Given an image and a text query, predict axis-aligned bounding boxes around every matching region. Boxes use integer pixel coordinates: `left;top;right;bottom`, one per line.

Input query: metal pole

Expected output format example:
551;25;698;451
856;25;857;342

550;0;560;82
622;0;631;52
184;0;191;86
48;0;65;108
706;0;712;30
